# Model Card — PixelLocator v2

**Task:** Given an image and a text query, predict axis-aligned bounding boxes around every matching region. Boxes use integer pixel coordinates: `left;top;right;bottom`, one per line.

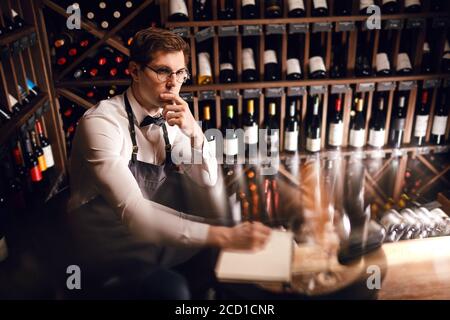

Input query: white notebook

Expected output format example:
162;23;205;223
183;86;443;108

215;230;294;283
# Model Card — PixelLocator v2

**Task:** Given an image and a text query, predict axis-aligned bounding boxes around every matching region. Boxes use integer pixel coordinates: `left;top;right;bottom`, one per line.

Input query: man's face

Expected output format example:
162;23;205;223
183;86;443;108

131;50;186;110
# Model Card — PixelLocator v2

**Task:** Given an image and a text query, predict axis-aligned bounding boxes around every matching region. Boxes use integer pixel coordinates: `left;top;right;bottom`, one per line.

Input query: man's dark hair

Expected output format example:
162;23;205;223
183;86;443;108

130;27;190;67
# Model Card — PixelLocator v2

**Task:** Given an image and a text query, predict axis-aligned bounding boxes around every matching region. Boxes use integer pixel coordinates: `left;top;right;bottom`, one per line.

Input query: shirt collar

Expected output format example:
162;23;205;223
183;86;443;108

125;87;163;126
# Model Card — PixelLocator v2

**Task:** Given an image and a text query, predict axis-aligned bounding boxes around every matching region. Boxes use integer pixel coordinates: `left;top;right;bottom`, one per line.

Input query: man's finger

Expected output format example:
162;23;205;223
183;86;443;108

167;118;182;127
166;111;183;120
160;93;185;106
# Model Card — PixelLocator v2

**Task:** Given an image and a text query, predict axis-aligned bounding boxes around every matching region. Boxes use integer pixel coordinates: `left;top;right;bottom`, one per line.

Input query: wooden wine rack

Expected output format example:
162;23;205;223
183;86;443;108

36;0;450;200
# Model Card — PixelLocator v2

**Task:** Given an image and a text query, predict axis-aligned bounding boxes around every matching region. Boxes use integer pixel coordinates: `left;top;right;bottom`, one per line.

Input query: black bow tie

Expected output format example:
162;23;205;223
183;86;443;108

140;115;165;127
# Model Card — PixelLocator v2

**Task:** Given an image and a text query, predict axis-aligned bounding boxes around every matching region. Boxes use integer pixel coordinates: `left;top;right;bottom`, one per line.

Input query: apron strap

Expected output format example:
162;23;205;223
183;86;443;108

124;92;138;163
124;91;173;165
161;123;173;165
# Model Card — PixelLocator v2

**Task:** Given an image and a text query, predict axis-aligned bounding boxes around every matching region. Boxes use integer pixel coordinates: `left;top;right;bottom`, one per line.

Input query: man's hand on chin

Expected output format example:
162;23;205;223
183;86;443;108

160;93;204;149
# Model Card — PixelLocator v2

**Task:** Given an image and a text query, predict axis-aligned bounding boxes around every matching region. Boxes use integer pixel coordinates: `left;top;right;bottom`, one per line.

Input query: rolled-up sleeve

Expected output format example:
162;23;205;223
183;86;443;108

76;114;210;246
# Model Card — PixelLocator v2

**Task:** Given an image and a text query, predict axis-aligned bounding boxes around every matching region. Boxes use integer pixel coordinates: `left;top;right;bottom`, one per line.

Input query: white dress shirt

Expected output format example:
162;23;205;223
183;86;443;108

68;87;218;248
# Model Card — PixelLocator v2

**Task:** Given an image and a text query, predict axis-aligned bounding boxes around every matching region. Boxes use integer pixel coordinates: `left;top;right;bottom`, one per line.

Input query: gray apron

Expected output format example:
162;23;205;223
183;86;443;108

68;93;229;287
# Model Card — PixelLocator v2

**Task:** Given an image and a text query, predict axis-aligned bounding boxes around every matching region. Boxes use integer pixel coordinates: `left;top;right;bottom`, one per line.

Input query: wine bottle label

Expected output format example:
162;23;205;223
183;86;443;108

242;0;256;6
207;139;216;157
7;94;18;107
170;0;188;15
43;145;55;168
306;137;321;152
38;155;47;172
349;129;366;147
376;53;390;72
414;115;429;137
309;56;326;73
313;0;327;9
0;236;8;262
198;52;212;76
423;42;430;53
431;115;448;136
397;53;412;71
288;0;305;10
242;48;256;70
30;165;43;182
244;125;258;144
444;40;450;53
287;58;301;75
220;63;234;71
284;130;299;151
369;129;385;147
224;137;238;156
405;0;420;7
360;0;374;9
264;50;278;65
328;122;343;146
393;118;405;130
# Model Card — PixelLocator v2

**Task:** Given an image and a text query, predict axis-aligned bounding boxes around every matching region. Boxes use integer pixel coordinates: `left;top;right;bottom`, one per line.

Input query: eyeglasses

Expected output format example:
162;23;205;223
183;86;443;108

144;65;190;83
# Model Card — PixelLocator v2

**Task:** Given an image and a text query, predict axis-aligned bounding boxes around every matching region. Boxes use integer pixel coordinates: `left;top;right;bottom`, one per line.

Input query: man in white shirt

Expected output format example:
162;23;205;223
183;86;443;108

68;27;271;298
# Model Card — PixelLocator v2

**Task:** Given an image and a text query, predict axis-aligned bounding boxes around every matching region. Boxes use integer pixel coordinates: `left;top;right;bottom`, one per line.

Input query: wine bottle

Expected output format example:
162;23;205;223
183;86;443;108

390;93;407;148
309;32;327;79
219;42;236;83
284;100;299;153
413;90;429;146
312;0;328;16
26;78;39;99
288;0;306;17
430;0;446;11
306;95;321;152
441;40;450;73
331;33;347;78
23;134;43;184
264;36;280;81
35;119;55;169
218;0;236;20
243;99;259;151
242;46;258;82
202;105;216;156
169;0;189;21
264;102;280;155
194;0;211;21
0;107;11;124
223;104;238;162
404;0;422;13
421;40;433;74
287;35;303;80
381;0;399;14
265;0;282;18
431;90;448;145
376;30;393;76
397;30;413;75
349;98;366;148
30;130;47;173
10;9;26;29
328;96;343;148
359;0;374;15
242;0;258;19
8;93;21;114
334;0;352;16
197;48;213;85
368;95;387;148
355;31;373;77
